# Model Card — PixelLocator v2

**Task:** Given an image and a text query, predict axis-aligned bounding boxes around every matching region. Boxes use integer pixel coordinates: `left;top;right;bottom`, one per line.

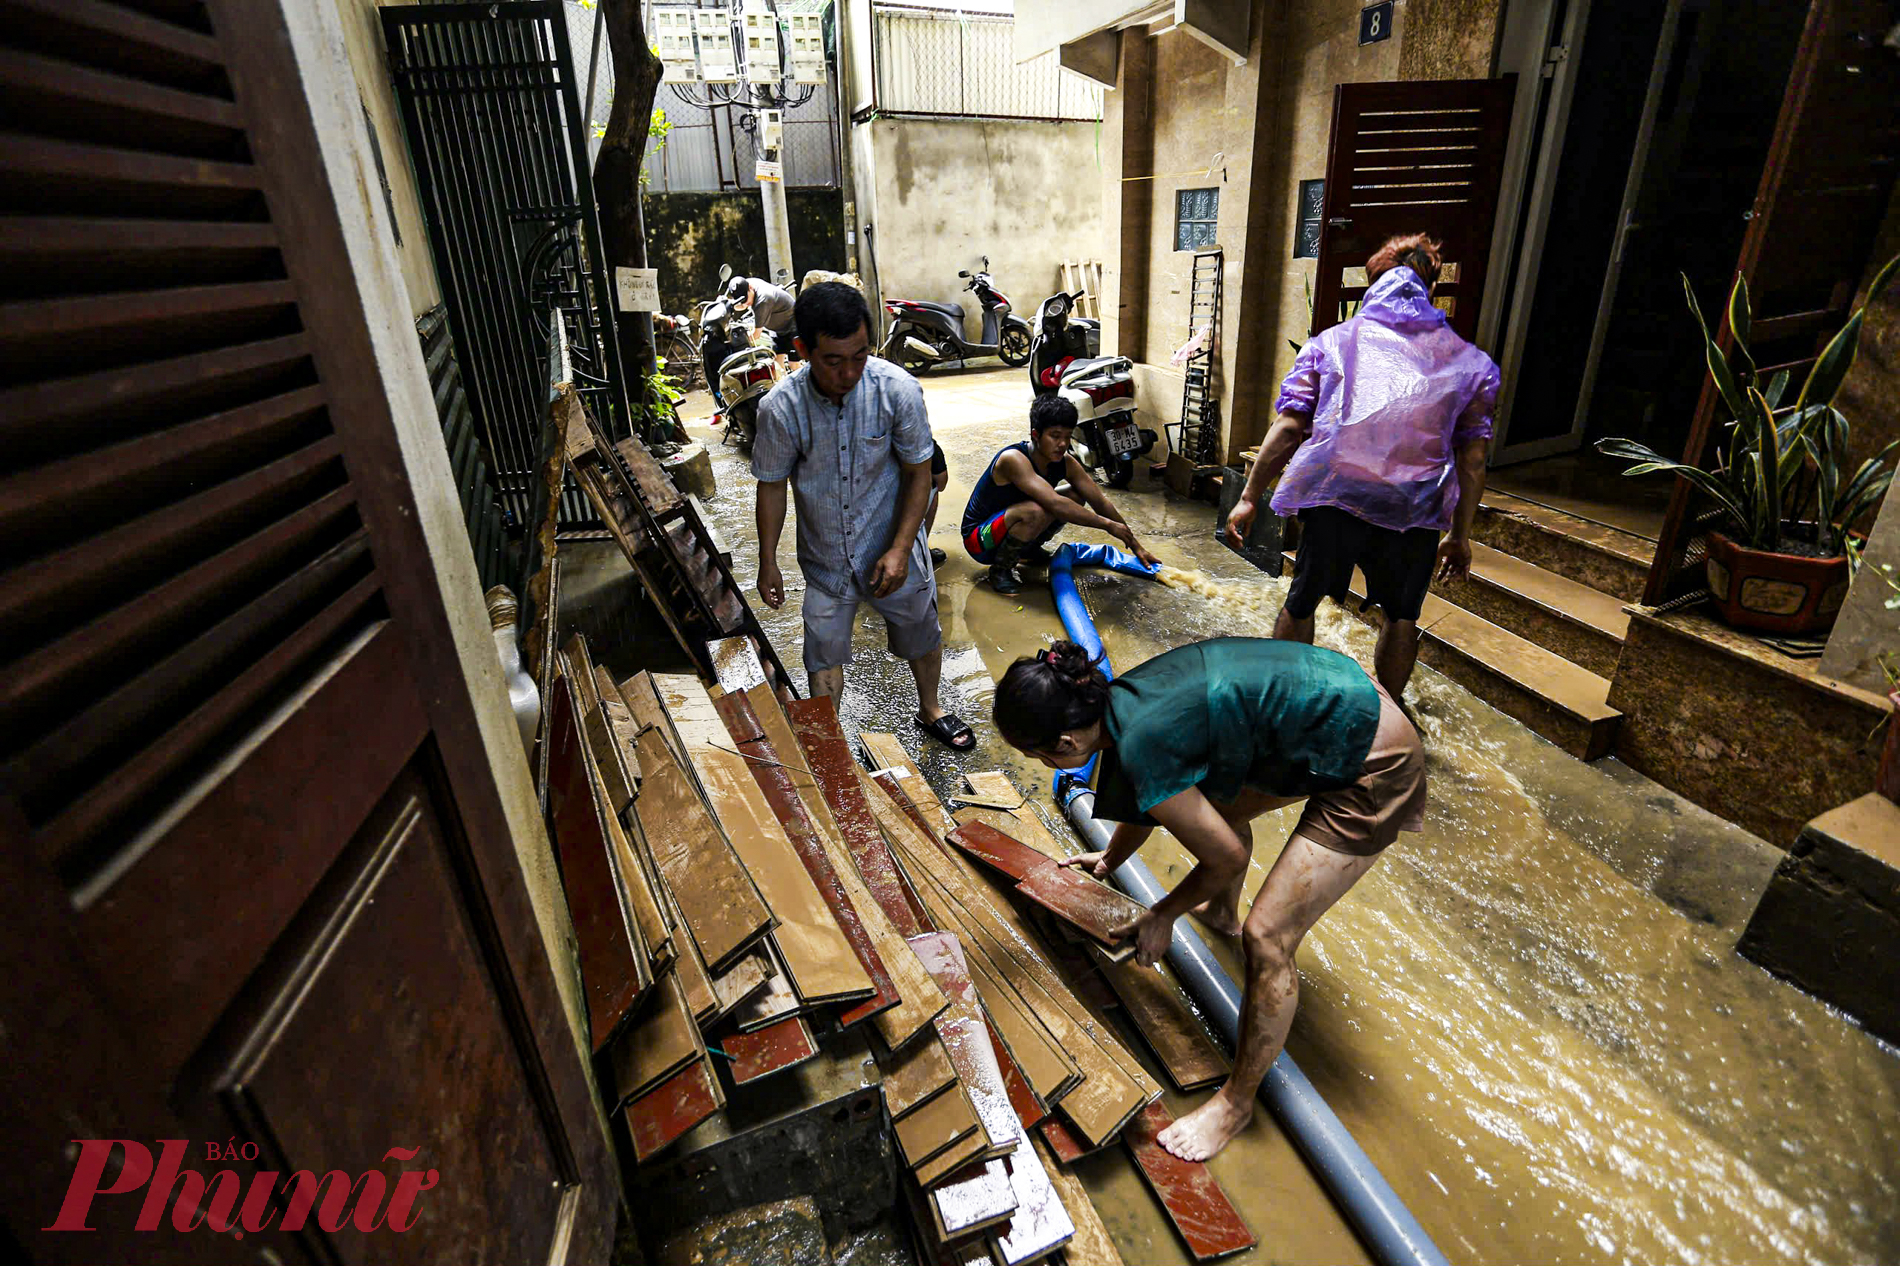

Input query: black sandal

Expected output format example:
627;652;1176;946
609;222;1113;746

916;711;975;751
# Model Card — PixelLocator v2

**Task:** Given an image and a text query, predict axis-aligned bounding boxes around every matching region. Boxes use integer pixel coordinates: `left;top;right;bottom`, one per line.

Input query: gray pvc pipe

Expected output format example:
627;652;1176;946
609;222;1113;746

1064;785;1452;1266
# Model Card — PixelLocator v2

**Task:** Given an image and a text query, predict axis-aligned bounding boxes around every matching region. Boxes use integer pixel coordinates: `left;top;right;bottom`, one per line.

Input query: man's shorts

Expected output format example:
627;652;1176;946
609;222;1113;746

931;442;947;478
801;553;943;676
1285;505;1439;623
963;510;1010;565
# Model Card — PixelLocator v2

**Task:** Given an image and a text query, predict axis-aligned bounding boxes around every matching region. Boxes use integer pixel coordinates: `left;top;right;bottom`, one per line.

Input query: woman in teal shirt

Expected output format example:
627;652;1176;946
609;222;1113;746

993;636;1425;1162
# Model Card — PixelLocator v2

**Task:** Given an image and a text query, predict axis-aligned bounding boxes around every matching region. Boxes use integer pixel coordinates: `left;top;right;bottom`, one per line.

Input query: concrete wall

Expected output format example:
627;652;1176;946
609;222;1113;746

333;0;442;317
642;190;847;313
860;117;1108;344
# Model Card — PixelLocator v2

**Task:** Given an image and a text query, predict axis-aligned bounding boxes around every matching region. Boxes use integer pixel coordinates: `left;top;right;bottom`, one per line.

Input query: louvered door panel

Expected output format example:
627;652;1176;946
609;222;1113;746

0;1;614;1259
1311;77;1517;342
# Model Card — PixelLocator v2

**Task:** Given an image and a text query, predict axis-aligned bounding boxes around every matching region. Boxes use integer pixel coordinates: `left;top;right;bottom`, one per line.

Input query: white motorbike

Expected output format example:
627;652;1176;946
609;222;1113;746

1028;290;1154;488
699;293;781;449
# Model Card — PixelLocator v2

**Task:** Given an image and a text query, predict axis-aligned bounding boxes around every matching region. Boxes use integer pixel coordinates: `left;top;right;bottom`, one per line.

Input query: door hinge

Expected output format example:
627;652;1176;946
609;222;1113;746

1541;44;1569;77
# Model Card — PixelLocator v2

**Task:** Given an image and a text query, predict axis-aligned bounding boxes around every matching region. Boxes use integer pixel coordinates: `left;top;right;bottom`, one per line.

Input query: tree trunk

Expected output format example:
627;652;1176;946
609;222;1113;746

596;0;666;439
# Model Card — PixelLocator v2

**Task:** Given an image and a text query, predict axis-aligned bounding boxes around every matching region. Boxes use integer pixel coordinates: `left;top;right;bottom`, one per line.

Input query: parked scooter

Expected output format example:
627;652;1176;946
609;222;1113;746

880;257;1032;374
698;268;781;448
1029;289;1156;488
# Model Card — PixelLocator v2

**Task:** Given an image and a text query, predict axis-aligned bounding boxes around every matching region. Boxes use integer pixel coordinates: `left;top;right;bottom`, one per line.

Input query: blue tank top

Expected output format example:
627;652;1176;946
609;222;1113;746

962;441;1066;536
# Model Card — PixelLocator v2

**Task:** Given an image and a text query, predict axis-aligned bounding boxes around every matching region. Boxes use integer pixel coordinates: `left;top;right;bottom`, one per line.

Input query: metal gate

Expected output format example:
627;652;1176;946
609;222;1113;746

384;1;630;532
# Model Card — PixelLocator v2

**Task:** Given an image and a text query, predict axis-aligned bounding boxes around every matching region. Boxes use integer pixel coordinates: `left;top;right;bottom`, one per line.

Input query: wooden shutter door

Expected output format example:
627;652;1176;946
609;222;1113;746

1311;77;1518;342
0;2;615;1261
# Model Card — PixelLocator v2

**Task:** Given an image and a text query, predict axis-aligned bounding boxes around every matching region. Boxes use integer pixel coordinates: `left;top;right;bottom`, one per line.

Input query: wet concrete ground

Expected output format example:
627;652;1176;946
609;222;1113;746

677;367;1900;1266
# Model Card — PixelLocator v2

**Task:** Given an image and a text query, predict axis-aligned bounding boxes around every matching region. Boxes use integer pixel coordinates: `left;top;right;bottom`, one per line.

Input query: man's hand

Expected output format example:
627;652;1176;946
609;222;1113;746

1436;536;1472;583
1226;495;1258;547
868;546;910;598
1058;850;1112;880
1131;909;1175;969
757;558;785;609
1109;522;1160;570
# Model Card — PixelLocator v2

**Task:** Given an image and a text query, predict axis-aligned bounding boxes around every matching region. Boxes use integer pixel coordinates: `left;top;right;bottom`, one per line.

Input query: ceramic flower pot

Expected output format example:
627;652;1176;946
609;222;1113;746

1704;530;1850;635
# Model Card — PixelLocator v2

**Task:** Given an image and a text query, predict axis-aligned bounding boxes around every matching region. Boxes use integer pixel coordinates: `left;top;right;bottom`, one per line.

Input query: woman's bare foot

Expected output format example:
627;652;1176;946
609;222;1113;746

1158;1087;1253;1161
1186;896;1241;938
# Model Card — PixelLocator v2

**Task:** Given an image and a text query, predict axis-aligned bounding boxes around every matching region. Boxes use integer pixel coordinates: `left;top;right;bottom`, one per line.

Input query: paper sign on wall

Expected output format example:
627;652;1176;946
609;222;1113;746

755;159;784;183
616;267;660;312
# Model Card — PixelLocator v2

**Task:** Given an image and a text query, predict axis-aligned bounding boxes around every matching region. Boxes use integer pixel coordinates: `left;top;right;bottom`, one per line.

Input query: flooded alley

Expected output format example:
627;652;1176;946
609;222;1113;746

688;367;1900;1266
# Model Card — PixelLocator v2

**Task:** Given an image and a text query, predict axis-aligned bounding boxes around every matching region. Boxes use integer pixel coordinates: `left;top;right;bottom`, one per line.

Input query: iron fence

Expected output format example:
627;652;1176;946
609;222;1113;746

385;1;629;532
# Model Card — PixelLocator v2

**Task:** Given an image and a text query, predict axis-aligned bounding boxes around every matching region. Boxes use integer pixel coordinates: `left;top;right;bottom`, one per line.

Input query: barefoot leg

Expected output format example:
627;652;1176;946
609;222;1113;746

1157;832;1378;1162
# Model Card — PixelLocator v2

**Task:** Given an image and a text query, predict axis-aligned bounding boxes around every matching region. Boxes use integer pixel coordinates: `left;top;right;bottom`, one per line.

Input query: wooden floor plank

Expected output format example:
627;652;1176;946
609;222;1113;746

913;1128;987;1189
1013;863;1143;955
931;1157;1017;1243
730;938;800;1031
881;1029;960;1119
608;971;699;1104
990;1125;1075;1265
896;1081;981;1169
626;1057;721;1164
1095;951;1229;1092
909;932;1021;1162
633;728;775;973
748;688;946;1048
545;670;649;1051
944;819;1050;881
859;732;957;832
715;690;899;1027
1035;1133;1126;1266
790;698;933;936
723;1014;819;1085
1123;1102;1256;1260
695;743;874;1004
706;945;773;1023
987;1016;1047;1129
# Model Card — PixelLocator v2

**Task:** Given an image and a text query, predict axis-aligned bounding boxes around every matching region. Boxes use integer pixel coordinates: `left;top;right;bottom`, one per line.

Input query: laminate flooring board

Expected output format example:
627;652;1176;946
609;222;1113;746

955;770;1026;811
609;971;699;1103
880;1029;960;1119
903;1179;994;1266
908;933;1022;1159
730;938;801;1031
595;666;644;789
713;691;899;1027
989;1128;1075;1266
621;803;679;943
633;727;774;973
946;820;1054;882
707;634;769;695
626;1056;721;1164
896;1081;981;1170
987;1018;1047;1130
888;824;1152;1146
723;1014;819;1085
930;1157;1017;1243
913;1129;987;1189
1012;864;1144;954
866;768;954;857
653;671;732;763
787;697;933;937
599;767;671;970
1034;1133;1125;1266
616;671;675;753
1038;1116;1112;1165
1095;952;1229;1092
694;744;874;1005
705;945;773;1023
545;671;650;1051
670;916;719;1025
858;732;957;833
1122;1101;1256;1260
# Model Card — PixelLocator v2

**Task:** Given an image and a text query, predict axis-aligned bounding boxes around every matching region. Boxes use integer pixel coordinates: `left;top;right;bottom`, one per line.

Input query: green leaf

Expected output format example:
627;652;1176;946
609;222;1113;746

1762;369;1791;410
1747;385;1778;545
1597;439;1751;535
1683;273;1747;421
1727;273;1755;383
1798;252;1900;409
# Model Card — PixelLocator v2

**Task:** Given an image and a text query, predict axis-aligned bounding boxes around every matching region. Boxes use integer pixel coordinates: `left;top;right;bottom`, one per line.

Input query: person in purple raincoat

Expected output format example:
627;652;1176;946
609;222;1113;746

1227;233;1499;704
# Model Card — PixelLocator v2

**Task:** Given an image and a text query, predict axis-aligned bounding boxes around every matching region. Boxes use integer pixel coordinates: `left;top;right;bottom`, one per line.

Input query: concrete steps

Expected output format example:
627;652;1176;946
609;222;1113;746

1435;541;1631;679
1471;491;1654;603
1289;551;1622;761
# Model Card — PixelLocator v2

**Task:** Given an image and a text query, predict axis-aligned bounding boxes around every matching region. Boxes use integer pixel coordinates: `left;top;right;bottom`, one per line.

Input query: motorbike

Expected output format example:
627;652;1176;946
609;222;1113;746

1029;289;1156;489
698;287;781;449
879;257;1032;374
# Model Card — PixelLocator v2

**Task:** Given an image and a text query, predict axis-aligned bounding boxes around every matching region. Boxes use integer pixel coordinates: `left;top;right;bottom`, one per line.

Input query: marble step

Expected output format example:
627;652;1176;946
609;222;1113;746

1471;491;1655;603
1433;541;1631;678
1286;552;1622;761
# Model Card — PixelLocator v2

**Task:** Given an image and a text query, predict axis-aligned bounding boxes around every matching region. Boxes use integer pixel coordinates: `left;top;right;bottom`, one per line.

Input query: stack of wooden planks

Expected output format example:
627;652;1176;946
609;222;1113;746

542;626;1251;1262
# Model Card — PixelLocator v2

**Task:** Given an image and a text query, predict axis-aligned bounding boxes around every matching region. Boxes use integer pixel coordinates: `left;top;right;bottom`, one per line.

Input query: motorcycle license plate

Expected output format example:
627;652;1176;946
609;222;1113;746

1105;420;1142;456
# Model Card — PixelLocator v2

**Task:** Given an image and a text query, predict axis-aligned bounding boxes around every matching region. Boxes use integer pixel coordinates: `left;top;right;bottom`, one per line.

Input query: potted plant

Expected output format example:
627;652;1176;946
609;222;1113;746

1598;254;1899;635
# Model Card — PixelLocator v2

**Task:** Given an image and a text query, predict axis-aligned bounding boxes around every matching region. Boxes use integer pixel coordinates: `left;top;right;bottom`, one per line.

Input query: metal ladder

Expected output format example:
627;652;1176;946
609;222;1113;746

1176;249;1224;469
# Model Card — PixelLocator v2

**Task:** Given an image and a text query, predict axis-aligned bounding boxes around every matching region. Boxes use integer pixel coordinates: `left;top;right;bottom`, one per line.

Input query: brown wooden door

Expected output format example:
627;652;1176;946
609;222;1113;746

0;1;615;1261
1645;0;1900;603
1311;76;1518;342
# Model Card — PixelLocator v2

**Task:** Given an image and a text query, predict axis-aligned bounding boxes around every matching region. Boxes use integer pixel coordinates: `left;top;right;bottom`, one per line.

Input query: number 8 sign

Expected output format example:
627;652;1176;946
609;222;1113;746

1359;1;1393;45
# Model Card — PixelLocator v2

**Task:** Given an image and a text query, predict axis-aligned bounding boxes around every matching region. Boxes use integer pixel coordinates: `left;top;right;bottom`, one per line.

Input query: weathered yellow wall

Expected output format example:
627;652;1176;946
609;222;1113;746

333;0;443;317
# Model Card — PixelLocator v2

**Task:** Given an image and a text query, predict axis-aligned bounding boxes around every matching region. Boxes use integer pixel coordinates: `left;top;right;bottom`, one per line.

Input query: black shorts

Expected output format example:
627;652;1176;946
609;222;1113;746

1285;506;1439;622
930;442;947;476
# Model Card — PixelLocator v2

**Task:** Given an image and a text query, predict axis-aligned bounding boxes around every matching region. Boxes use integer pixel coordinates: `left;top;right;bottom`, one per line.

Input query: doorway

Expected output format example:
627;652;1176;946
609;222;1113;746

1485;0;1809;538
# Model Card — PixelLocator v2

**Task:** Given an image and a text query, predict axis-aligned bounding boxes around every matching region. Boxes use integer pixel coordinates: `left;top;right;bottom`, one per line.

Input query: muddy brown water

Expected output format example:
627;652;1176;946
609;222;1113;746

684;372;1899;1265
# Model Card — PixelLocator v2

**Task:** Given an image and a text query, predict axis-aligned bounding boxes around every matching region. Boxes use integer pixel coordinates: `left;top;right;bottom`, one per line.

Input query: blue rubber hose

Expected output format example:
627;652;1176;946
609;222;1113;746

1043;545;1451;1266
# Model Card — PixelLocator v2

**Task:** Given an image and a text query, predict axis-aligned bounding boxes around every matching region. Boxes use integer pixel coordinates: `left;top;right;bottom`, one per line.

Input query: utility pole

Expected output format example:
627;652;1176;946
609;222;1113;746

756;105;795;286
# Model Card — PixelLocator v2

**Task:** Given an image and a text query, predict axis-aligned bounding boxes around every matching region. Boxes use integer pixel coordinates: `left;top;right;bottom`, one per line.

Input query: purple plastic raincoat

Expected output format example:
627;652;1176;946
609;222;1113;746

1270;266;1500;534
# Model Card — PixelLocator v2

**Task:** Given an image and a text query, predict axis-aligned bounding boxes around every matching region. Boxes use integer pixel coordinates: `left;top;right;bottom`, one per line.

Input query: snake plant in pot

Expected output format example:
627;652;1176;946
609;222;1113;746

1597;253;1900;634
